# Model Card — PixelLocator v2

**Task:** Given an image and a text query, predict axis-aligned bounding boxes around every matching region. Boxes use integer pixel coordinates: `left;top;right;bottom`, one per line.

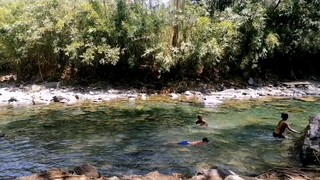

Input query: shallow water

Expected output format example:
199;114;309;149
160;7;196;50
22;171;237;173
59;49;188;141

0;98;319;179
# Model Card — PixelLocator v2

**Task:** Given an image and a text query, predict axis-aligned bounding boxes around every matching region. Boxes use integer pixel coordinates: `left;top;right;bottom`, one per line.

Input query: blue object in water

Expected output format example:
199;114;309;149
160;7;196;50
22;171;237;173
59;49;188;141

177;141;190;146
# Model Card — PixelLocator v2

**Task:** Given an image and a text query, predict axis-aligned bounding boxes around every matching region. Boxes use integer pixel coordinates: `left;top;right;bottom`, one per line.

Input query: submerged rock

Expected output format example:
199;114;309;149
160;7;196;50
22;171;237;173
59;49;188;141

16;163;105;180
0;132;5;137
72;163;101;179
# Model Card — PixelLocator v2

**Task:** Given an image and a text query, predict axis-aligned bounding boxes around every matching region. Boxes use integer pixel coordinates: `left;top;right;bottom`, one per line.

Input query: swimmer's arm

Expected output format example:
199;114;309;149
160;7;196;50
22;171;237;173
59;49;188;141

287;125;301;134
205;122;208;127
201;119;208;127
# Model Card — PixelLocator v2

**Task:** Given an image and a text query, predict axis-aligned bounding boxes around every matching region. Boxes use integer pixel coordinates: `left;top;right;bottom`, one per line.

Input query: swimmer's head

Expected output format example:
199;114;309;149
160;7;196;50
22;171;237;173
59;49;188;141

281;113;288;120
202;137;209;143
197;115;202;119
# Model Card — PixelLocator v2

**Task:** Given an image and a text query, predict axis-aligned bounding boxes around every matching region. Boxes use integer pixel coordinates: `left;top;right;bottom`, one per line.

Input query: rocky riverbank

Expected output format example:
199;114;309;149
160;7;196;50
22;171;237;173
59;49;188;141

1;79;320;108
16;163;320;180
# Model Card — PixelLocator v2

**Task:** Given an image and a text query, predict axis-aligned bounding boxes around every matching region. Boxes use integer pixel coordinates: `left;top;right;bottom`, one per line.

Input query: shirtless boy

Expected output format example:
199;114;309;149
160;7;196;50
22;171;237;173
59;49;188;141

273;113;302;138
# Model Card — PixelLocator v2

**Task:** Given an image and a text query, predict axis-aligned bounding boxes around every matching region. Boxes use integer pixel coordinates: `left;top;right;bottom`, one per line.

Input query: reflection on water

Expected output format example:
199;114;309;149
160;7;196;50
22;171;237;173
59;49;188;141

0;98;319;179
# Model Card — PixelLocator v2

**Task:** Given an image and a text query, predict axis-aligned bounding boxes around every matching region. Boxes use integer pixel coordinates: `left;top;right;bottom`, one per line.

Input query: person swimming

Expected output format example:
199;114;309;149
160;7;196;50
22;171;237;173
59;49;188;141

196;115;208;127
177;137;209;146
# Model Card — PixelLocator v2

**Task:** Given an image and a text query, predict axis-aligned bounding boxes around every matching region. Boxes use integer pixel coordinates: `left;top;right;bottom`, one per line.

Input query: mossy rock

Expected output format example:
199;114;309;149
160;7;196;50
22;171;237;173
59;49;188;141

294;97;320;102
271;103;290;107
221;100;254;109
288;108;305;113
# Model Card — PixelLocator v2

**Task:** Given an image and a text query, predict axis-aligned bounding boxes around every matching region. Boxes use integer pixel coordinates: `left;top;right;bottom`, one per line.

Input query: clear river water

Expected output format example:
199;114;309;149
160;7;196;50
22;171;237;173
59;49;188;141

0;97;319;179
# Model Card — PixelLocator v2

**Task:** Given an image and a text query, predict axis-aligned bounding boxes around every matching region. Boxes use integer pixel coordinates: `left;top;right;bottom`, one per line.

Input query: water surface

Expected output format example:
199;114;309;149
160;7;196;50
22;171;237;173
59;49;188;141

0;98;319;179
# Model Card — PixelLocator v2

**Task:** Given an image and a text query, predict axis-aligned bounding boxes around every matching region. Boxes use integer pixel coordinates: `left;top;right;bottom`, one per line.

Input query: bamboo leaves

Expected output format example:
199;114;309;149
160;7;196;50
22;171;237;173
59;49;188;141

0;0;318;81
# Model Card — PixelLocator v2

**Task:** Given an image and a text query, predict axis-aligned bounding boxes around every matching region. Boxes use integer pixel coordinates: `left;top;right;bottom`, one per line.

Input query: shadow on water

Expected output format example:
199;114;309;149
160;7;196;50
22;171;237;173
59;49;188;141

0;99;316;179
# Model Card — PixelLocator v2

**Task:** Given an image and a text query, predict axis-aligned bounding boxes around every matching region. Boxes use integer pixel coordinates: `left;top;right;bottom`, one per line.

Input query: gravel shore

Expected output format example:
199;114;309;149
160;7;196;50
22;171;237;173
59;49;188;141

0;80;320;108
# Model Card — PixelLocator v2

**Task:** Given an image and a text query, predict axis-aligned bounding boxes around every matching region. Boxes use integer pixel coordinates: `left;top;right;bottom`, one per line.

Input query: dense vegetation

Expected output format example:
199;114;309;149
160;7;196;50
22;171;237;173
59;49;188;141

0;0;319;86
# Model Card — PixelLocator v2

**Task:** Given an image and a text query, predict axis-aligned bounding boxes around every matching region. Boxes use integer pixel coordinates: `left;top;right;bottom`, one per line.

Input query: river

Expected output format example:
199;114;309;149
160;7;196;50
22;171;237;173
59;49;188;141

0;97;319;179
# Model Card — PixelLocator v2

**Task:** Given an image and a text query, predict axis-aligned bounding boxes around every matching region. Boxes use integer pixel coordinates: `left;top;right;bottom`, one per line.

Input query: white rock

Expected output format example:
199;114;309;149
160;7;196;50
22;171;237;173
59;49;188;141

169;93;179;99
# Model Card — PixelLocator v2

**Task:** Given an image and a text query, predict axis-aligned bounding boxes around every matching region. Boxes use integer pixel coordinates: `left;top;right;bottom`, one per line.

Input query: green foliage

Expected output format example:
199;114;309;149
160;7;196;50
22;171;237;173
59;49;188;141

61;1;119;66
265;0;320;77
265;33;280;52
0;0;60;77
0;0;319;82
269;0;320;55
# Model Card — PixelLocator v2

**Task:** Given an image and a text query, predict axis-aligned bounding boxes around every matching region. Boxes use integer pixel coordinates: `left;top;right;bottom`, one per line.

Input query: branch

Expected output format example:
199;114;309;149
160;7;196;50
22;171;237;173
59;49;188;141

274;0;282;10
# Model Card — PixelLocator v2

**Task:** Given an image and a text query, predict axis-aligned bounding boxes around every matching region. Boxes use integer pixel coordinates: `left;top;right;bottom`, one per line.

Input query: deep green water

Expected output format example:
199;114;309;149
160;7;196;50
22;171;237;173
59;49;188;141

0;98;319;179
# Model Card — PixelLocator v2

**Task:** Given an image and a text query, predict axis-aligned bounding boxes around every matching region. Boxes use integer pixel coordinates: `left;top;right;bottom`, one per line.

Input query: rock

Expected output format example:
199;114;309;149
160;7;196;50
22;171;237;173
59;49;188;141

75;95;80;100
0;74;16;82
192;166;246;180
140;94;147;100
108;177;120;180
176;86;188;94
15;164;320;180
169;93;179;99
300;114;320;166
31;85;44;92
0;132;5;137
248;77;254;85
16;169;92;180
247;77;259;87
32;95;50;105
44;82;60;89
282;81;311;88
257;167;320;180
185;91;193;96
40;98;51;104
8;97;18;102
123;171;182;180
72;163;100;178
294;97;319;102
203;96;224;107
16;164;180;180
52;95;68;103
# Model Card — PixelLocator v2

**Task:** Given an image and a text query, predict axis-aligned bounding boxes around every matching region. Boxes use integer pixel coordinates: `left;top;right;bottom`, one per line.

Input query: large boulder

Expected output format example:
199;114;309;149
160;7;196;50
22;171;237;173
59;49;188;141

300;114;320;166
72;163;101;179
192;166;247;180
257;167;320;180
16;168;95;180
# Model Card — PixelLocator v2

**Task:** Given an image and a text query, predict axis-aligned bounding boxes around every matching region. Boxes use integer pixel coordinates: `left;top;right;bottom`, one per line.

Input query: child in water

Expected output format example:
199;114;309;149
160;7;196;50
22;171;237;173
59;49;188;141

196;115;208;127
273;113;302;138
